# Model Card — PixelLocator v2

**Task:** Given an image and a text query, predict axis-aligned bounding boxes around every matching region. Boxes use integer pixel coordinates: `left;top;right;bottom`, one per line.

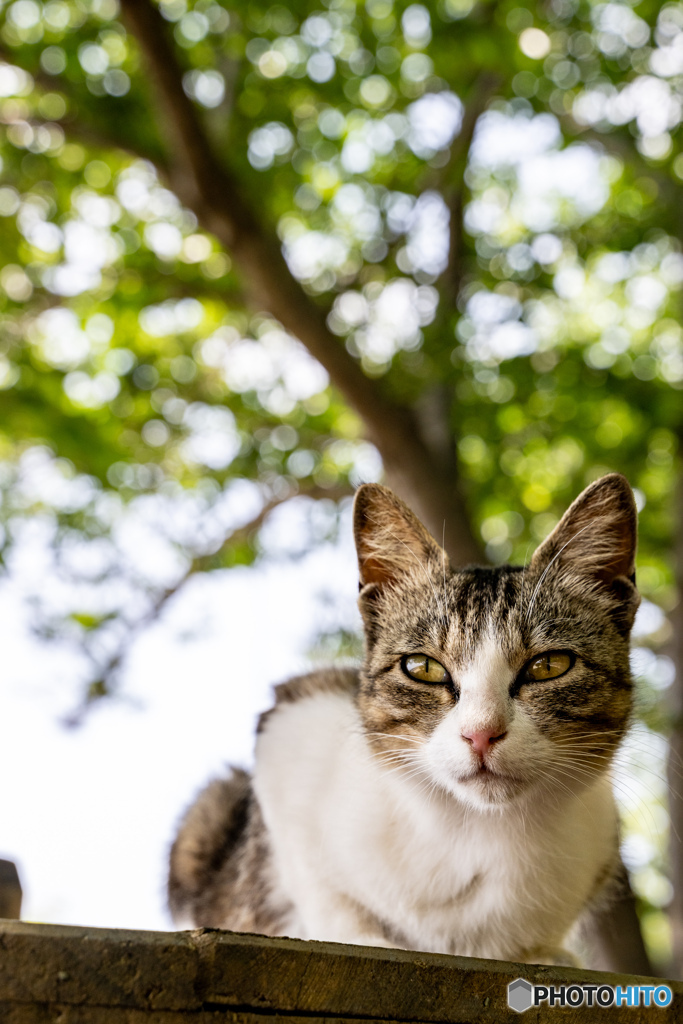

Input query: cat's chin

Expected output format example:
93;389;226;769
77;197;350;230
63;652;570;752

448;768;531;811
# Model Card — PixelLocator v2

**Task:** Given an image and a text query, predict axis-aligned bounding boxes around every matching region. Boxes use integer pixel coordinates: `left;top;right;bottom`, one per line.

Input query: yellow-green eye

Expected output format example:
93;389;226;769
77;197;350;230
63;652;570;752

524;651;574;682
402;654;451;684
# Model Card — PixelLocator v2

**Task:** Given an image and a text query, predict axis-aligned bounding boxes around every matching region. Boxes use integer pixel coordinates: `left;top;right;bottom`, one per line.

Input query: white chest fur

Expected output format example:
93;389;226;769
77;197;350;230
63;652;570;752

253;691;618;961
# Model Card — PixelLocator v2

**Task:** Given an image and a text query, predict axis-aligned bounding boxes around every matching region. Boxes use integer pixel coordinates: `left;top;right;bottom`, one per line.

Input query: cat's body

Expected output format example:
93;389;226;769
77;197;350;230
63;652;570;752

169;475;639;964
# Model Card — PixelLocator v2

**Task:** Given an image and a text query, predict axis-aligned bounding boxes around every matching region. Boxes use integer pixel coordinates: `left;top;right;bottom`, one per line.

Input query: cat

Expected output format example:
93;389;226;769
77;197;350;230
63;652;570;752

168;473;639;965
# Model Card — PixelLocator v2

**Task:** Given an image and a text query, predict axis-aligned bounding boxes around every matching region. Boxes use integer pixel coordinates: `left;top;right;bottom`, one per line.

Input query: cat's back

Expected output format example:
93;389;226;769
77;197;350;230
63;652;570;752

168;666;359;932
258;665;360;735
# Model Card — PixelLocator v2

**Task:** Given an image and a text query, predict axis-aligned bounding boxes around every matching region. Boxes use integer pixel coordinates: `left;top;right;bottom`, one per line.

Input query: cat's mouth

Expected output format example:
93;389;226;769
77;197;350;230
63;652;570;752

453;765;530;806
458;764;527;791
460;764;518;781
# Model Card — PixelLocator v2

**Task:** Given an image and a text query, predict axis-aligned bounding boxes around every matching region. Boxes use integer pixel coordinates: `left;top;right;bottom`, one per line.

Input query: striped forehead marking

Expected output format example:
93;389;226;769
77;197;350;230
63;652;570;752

443;567;524;666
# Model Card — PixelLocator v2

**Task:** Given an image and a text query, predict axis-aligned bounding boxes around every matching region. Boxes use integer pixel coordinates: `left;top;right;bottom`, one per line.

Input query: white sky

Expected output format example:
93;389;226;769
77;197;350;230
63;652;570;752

0;530;359;930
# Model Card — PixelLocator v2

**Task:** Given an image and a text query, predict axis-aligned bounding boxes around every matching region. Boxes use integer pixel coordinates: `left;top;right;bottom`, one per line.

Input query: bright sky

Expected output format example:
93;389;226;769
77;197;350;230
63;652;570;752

0;524;359;931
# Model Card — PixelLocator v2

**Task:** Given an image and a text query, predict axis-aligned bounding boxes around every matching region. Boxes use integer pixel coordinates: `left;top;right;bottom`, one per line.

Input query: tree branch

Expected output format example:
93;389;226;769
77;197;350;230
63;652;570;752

63;483;354;726
118;0;482;565
0;43;169;167
58;114;168;168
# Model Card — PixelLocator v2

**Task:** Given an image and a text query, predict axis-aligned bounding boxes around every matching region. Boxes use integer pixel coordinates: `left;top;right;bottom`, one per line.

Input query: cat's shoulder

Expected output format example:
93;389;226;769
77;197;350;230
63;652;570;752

257;666;359;733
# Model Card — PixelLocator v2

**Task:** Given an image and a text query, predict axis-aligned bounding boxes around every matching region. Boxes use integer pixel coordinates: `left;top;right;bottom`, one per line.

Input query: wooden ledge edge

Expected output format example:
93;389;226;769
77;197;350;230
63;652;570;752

0;920;679;1023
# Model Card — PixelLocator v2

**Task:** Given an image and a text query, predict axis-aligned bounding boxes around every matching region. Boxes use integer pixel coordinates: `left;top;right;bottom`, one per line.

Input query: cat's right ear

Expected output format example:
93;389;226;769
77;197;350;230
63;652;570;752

529;473;639;630
353;484;447;595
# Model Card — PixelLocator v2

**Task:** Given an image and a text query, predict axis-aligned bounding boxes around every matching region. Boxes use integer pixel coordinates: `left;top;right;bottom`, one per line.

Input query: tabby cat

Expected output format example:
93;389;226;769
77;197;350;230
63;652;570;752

168;473;639;964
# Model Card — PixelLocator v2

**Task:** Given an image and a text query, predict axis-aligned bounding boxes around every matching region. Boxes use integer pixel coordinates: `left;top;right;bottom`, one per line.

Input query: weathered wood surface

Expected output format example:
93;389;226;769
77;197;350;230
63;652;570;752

0;920;679;1023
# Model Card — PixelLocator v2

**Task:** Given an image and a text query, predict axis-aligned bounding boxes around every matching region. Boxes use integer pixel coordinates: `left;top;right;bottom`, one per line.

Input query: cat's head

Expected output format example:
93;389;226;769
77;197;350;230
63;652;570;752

353;475;639;811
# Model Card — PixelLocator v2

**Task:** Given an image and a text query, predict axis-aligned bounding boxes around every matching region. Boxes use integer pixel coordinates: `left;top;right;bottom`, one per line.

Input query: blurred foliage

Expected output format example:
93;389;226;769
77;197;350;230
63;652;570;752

1;0;683;969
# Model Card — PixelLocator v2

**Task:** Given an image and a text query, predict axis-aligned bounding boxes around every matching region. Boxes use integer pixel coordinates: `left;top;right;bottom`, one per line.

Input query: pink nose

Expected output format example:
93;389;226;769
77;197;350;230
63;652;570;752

462;729;507;757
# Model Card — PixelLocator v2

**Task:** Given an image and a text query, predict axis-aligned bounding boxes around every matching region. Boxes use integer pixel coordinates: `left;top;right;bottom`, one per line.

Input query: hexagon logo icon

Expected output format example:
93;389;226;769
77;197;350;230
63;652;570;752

508;978;533;1013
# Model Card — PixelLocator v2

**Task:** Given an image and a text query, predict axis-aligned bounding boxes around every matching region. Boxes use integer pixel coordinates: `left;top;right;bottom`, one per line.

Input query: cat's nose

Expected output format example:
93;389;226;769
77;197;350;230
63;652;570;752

462;729;507;756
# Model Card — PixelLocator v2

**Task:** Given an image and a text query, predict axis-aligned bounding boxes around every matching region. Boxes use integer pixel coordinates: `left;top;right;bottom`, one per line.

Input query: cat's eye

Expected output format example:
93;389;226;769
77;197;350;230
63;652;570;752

523;651;574;683
401;654;451;685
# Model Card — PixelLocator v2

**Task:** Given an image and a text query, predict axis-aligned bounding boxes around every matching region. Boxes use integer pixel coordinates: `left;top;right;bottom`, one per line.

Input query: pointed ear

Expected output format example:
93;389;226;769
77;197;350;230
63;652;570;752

353;484;448;592
530;474;638;594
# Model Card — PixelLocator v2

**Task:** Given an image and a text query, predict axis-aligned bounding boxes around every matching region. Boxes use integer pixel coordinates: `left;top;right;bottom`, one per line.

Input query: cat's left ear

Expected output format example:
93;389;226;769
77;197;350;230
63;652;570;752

353;484;447;593
530;473;639;620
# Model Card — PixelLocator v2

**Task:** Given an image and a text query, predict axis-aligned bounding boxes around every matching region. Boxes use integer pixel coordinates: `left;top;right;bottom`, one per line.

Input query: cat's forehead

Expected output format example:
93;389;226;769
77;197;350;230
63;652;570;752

381;565;527;657
409;561;612;664
392;564;526;621
449;566;524;611
444;566;526;659
377;559;595;654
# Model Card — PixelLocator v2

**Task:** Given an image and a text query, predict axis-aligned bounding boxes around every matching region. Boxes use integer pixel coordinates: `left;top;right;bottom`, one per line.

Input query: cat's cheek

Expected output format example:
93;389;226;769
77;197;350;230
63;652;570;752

419;716;473;795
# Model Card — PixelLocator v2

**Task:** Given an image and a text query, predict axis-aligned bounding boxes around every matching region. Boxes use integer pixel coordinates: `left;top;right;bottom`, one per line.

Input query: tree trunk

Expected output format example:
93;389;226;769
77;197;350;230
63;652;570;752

117;0;481;568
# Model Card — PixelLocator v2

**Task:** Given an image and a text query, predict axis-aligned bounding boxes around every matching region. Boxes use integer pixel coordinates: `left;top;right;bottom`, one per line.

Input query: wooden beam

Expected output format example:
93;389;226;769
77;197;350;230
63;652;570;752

0;921;679;1022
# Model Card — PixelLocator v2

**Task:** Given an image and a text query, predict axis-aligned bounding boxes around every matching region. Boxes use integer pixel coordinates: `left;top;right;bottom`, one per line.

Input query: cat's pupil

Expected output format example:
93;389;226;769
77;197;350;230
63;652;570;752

402;654;449;684
524;651;573;683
